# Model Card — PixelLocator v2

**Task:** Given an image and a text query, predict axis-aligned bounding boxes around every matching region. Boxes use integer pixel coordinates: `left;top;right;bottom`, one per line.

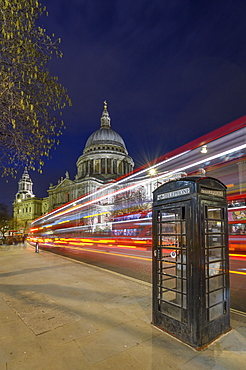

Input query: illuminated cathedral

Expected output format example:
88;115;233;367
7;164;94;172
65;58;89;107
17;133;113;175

13;102;134;230
48;101;134;209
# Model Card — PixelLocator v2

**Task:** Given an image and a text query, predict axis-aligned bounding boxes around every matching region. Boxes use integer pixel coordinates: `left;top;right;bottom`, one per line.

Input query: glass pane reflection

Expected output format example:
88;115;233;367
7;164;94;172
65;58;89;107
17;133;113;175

207;208;221;219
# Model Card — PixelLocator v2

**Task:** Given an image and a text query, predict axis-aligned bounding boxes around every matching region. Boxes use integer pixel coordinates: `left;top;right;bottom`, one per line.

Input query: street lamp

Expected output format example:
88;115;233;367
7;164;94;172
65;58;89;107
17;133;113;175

148;168;157;176
200;145;208;154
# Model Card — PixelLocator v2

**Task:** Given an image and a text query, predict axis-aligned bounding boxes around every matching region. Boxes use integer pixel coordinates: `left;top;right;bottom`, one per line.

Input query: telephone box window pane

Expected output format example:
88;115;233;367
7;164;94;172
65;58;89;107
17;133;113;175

175;222;182;234
162;235;177;247
162;277;177;290
177;253;187;272
208;288;224;306
161;224;170;234
162;290;183;307
182;280;187;295
161;249;177;259
162;211;179;221
205;221;222;232
206;275;224;292
207;261;222;276
182;295;187;309
162;289;176;302
180;236;186;248
205;234;223;247
176;274;185;293
161;223;176;234
161;222;183;236
207;208;222;219
160;301;181;321
161;248;172;259
205;248;223;260
162;265;177;276
160;235;186;250
209;302;224;321
162;277;186;293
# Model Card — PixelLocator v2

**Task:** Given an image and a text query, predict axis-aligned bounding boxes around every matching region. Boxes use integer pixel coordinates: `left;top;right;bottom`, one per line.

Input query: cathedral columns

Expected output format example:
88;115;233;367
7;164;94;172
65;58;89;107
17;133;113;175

78;156;133;178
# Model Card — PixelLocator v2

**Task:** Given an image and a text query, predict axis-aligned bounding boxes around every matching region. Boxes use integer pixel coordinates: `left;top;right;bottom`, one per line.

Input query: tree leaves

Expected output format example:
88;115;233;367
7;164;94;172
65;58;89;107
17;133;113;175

0;0;72;177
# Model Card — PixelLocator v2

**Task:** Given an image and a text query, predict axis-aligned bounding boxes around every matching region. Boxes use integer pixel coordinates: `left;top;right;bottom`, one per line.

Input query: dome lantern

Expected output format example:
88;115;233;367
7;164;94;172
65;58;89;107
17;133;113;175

100;100;111;129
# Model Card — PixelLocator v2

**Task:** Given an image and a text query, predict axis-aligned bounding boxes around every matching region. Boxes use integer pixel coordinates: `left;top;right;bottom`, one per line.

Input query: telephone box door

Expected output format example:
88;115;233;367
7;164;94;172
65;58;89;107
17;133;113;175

152;201;192;340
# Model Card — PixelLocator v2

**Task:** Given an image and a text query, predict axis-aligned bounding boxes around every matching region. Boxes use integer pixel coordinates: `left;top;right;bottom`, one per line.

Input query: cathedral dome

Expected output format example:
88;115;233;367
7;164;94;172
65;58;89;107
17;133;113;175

76;101;134;181
84;101;126;151
85;127;126;149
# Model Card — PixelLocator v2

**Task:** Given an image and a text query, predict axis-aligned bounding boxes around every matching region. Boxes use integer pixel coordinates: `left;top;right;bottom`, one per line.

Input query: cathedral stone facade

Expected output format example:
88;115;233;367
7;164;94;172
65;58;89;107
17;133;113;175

13;102;134;230
48;102;134;210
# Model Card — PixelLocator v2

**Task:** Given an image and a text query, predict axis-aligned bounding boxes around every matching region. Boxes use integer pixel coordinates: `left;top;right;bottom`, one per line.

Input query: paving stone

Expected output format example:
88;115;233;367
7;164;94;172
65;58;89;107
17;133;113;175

37;318;97;350
6;341;92;370
0;332;42;365
3;290;80;335
120;318;161;342
127;334;197;369
181;347;246;370
77;326;141;365
93;351;143;370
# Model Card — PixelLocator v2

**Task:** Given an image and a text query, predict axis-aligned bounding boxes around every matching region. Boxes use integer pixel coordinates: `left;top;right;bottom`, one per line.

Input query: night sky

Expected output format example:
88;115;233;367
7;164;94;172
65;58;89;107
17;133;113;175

1;0;246;212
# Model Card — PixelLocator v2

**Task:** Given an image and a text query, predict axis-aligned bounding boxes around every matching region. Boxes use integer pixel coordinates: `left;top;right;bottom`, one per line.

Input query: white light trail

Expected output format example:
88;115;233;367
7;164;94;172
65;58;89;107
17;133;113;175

31;150;190;224
31;143;246;224
54;143;246;216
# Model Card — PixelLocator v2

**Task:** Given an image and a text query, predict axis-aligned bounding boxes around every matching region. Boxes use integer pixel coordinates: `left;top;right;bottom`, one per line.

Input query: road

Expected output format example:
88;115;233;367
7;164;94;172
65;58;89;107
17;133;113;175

36;240;246;313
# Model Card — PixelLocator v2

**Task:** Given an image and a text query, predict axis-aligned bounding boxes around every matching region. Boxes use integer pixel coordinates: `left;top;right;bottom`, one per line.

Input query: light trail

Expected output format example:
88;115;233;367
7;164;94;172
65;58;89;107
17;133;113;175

31;142;246;224
229;254;246;258
229;270;246;275
31;151;190;223
37;242;246;276
41;243;152;261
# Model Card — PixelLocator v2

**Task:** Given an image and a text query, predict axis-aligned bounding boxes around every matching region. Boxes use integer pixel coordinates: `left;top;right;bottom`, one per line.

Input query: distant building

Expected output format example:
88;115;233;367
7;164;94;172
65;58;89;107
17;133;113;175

13;102;134;230
13;169;46;233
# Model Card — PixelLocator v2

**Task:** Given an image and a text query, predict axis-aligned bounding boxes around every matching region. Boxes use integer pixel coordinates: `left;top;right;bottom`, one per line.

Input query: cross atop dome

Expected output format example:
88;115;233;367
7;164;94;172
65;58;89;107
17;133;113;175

100;100;111;128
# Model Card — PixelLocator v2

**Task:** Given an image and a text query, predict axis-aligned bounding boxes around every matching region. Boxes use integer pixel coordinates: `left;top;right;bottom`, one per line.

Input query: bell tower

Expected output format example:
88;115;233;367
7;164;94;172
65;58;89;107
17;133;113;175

15;168;35;201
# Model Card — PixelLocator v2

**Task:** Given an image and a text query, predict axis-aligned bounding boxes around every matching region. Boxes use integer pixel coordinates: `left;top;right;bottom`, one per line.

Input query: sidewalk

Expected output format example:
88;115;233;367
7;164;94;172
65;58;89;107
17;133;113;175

0;244;245;370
